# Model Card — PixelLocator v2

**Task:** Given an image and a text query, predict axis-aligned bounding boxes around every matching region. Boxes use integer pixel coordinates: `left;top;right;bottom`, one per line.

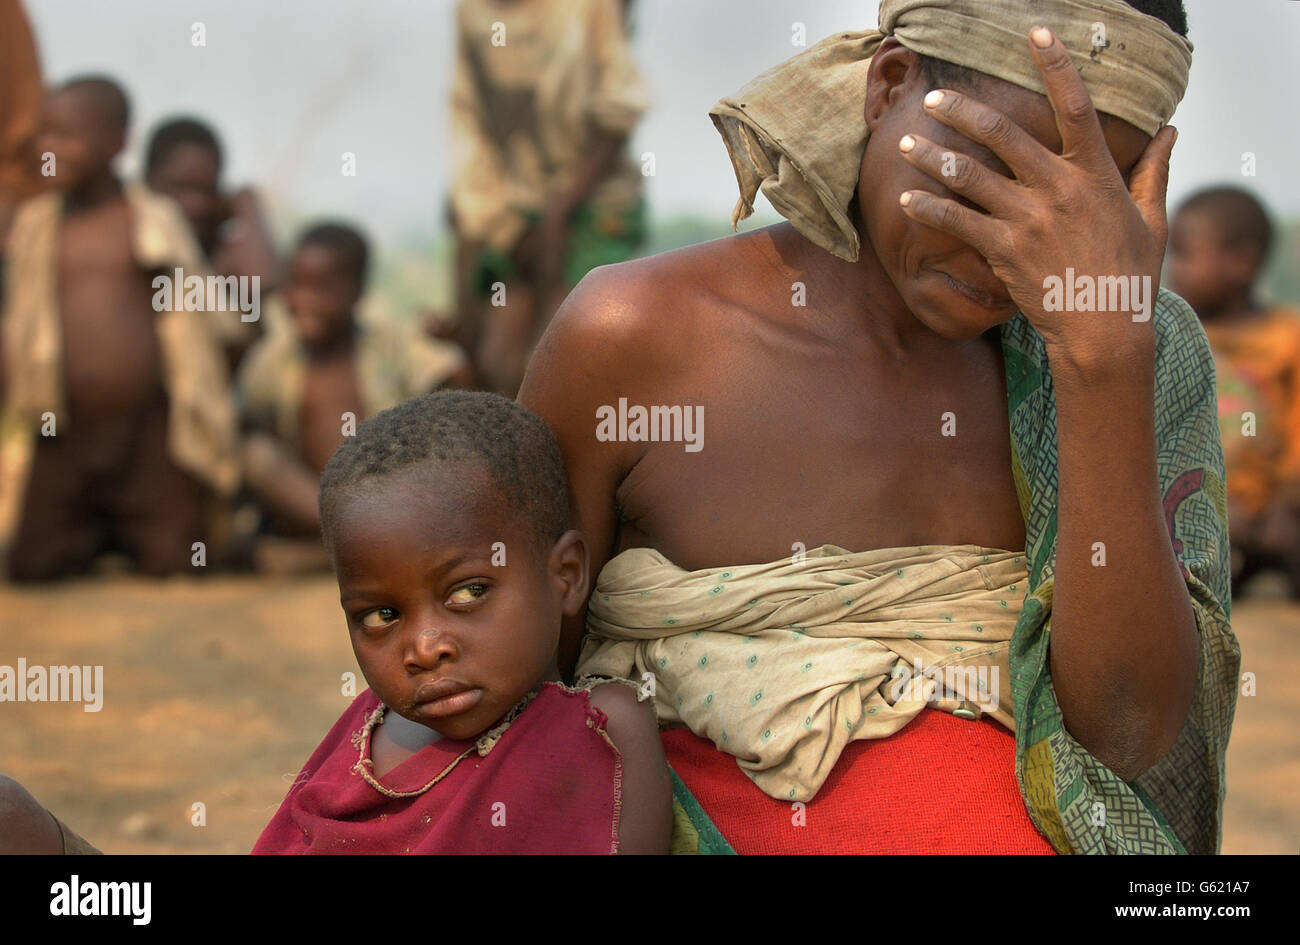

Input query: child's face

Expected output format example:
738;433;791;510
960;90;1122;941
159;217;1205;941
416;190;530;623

328;464;588;741
285;244;360;348
1166;210;1251;316
36;89;123;189
147;143;224;249
858;45;1151;341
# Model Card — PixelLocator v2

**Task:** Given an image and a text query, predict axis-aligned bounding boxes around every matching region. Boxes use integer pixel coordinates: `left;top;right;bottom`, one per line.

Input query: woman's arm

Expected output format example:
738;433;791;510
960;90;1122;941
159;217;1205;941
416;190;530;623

1047;337;1199;781
894;28;1200;779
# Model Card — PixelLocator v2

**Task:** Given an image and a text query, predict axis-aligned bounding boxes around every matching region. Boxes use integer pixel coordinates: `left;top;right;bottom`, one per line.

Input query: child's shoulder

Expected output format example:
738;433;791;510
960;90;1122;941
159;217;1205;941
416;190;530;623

564;677;658;749
319;688;384;753
6;189;60;247
123;181;206;271
354;319;465;401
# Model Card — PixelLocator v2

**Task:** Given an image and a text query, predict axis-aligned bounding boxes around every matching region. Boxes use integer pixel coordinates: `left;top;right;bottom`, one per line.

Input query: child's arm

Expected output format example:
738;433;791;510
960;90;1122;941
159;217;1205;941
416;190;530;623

243;432;323;533
213;187;283;295
0;775;67;854
587;683;672;855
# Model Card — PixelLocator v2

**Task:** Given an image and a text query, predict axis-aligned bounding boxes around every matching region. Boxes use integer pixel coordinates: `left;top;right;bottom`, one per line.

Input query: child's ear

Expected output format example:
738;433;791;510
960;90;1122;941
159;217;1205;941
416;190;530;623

548;529;590;617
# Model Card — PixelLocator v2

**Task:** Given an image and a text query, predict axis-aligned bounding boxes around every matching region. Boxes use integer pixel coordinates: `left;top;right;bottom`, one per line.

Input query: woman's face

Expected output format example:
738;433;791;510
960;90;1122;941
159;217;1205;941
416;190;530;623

856;42;1152;341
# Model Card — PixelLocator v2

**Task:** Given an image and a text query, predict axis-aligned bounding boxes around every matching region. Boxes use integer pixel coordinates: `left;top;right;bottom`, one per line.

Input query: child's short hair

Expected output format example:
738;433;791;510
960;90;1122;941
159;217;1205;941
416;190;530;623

298;221;370;290
1177;186;1274;269
58;74;130;134
319;391;571;555
145;116;222;174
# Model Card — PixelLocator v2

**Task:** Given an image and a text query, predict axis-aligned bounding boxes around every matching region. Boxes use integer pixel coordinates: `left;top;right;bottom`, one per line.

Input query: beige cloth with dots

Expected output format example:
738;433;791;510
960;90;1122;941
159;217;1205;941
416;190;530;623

577;543;1027;802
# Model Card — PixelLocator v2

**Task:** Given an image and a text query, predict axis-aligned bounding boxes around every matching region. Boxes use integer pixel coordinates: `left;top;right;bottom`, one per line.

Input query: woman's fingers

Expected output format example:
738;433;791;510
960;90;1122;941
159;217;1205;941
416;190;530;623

1026;26;1115;177
898;189;1005;259
920;88;1048;187
898;133;1022;217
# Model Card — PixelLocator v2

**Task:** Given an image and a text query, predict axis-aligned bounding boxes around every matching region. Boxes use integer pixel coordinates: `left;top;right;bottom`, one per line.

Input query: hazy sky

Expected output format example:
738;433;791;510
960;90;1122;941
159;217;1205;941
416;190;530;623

25;0;1300;248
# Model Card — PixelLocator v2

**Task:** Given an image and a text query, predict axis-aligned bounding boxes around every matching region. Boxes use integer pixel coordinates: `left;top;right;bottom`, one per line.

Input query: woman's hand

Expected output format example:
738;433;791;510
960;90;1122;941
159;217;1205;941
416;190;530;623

896;26;1176;371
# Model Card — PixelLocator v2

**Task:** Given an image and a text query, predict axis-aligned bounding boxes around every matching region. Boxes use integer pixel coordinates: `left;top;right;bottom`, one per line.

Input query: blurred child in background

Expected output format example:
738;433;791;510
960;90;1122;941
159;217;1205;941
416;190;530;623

145;115;282;366
238;222;470;573
1;75;239;580
449;0;650;396
1169;186;1300;596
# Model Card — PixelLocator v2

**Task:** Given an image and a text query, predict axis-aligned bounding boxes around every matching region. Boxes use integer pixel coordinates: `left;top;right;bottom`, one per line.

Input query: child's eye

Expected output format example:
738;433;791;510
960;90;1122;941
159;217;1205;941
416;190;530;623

446;583;488;605
360;607;399;629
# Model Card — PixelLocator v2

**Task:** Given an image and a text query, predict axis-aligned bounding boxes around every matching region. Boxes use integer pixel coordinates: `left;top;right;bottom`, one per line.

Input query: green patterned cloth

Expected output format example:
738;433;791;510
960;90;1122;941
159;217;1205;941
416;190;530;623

1002;290;1238;854
668;772;736;855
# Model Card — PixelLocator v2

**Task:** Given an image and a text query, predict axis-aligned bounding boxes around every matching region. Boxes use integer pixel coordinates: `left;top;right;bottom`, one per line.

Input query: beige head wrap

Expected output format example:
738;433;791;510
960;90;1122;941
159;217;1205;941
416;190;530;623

710;0;1193;261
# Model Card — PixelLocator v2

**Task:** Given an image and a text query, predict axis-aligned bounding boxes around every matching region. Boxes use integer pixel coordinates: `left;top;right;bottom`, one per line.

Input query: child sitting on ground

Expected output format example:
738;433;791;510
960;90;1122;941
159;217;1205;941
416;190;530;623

237;222;471;572
252;391;671;853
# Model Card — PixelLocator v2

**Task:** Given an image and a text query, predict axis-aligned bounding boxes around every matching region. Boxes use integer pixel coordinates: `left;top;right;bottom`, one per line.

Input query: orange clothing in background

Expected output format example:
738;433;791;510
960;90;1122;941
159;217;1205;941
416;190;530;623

0;0;44;208
1204;306;1300;520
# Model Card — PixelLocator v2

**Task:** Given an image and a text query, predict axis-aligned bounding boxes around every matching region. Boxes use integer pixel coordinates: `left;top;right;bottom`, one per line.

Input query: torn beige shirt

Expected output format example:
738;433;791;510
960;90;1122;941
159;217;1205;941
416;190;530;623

451;0;650;252
577;543;1027;802
0;182;241;558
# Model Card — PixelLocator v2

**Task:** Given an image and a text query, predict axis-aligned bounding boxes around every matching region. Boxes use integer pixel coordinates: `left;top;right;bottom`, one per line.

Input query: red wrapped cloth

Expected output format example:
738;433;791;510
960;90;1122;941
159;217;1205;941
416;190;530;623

663;708;1056;854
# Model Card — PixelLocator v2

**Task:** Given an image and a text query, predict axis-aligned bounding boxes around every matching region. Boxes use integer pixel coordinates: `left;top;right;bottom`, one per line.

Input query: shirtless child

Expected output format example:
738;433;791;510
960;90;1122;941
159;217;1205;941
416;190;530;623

521;0;1237;854
237;223;470;568
1;76;239;579
253;391;670;853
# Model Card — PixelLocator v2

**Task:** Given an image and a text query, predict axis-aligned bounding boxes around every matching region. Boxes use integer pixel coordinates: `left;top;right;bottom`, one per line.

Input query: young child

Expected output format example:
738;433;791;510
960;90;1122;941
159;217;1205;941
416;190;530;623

253;391;671;853
144;115;282;365
145;117;278;286
237;222;470;570
1167;186;1300;595
0;75;239;579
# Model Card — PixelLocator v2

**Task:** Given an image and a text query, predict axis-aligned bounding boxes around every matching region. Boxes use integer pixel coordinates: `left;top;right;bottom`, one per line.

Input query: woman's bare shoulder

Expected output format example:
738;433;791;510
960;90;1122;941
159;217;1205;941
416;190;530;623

526;223;794;380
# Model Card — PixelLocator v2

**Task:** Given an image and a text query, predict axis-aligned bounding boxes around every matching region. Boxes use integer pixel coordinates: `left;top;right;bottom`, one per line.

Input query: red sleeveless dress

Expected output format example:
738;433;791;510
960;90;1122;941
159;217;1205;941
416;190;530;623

253;683;622;854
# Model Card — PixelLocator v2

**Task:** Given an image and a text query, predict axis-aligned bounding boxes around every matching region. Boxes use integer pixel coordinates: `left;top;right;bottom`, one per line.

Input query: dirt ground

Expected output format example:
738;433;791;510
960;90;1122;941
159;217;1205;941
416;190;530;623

0;570;1295;854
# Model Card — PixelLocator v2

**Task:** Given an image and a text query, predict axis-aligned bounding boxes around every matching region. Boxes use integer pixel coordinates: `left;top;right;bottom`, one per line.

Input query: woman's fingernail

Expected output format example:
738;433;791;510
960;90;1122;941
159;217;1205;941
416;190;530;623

899;135;916;152
1031;27;1053;48
899;191;913;207
924;90;944;108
